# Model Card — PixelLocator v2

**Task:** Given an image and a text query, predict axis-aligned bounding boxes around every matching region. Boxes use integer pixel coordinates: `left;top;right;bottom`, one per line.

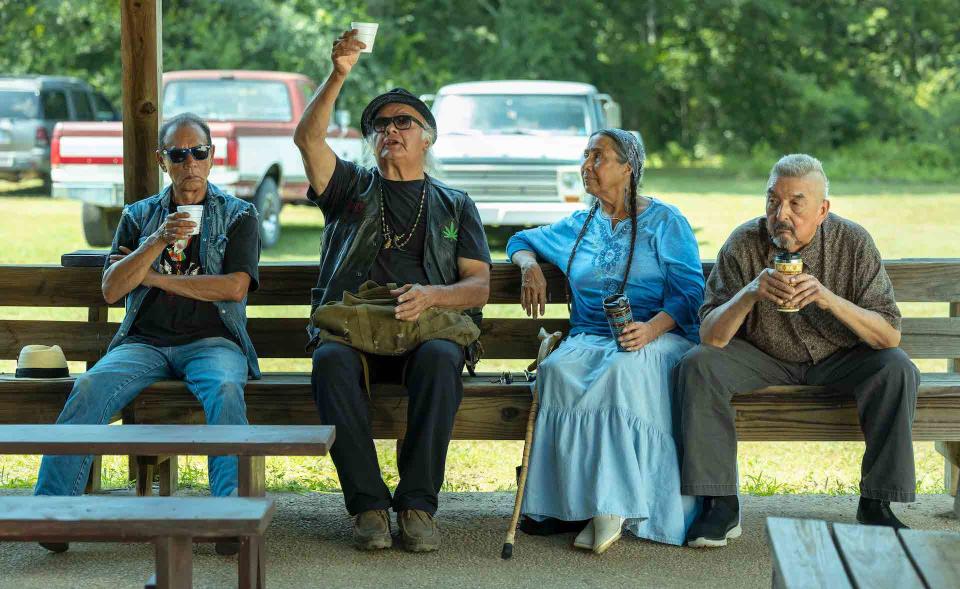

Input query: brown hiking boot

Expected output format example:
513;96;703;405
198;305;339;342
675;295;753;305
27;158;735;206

398;509;441;552
353;509;392;550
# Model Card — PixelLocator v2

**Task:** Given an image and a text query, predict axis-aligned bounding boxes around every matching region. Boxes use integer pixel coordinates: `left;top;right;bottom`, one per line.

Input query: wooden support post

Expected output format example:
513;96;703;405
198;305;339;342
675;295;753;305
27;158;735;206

154;536;193;589
120;0;160;489
84;305;109;494
137;459;156;497
159;455;178;496
937;303;960;505
120;0;162;205
84;456;103;494
238;456;266;589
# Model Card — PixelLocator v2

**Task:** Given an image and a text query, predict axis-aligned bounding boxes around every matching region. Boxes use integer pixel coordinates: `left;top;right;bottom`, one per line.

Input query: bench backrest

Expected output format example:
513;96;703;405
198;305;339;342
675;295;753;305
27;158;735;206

1;256;959;368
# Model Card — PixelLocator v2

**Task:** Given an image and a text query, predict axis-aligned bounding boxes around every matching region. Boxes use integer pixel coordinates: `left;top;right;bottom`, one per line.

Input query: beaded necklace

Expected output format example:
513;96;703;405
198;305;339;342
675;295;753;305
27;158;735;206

378;178;426;250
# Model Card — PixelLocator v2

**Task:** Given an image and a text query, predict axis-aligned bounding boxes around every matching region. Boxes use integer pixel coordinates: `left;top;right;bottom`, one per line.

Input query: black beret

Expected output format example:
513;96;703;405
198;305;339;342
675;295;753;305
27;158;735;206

360;88;437;136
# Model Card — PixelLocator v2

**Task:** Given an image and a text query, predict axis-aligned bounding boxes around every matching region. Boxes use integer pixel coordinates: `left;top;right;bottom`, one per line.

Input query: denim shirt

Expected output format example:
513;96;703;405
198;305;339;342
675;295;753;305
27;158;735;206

105;183;262;379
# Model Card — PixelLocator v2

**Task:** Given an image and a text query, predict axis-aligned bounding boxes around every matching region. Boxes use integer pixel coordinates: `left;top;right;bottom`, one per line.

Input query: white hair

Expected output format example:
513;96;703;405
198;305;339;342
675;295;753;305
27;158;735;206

361;128;438;175
767;153;830;199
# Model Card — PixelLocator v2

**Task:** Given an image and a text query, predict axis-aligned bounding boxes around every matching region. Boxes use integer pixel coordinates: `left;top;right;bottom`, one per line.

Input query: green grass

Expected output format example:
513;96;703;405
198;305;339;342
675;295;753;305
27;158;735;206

1;172;958;495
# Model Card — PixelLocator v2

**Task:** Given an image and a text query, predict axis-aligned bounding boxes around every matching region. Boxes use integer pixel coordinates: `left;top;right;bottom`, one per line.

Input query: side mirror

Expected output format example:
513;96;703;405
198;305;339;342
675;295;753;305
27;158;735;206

335;109;350;129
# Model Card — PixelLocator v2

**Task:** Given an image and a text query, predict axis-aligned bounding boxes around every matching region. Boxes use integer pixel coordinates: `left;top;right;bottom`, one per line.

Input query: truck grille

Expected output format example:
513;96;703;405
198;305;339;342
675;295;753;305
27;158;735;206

437;165;559;201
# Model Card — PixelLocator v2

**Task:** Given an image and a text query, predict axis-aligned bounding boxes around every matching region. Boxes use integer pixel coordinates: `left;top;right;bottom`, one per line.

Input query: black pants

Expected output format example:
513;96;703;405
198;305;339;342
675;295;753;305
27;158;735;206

677;338;919;502
311;339;464;515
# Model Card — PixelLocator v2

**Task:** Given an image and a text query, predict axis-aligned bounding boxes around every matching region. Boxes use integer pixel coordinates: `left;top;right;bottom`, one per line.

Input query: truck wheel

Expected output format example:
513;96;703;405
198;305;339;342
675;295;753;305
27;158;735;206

253;177;282;249
82;204;120;246
39;172;52;196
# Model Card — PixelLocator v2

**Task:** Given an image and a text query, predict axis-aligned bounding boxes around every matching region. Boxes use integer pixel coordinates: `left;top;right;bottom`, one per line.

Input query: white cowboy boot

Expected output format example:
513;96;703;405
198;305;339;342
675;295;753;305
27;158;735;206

592;514;625;554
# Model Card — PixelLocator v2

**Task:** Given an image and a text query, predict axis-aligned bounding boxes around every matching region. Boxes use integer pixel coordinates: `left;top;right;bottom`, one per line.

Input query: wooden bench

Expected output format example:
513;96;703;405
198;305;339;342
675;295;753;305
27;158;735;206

1;254;959;503
0;495;274;589
766;516;960;588
0;423;334;589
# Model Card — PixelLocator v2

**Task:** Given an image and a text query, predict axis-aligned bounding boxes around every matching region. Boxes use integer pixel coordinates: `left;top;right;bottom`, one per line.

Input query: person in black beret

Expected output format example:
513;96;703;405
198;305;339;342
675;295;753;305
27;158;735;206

294;28;492;553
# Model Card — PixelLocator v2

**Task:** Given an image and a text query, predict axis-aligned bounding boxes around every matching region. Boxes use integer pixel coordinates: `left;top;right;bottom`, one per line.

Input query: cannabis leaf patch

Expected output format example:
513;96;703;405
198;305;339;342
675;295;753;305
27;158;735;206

442;221;458;240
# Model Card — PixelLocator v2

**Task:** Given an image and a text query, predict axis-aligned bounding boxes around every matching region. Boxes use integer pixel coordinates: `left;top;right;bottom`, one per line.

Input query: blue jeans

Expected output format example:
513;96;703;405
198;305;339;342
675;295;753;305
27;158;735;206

34;337;249;497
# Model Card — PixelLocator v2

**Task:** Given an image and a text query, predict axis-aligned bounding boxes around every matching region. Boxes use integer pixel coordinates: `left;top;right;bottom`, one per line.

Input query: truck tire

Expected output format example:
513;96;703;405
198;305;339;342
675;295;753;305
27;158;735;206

82;204;121;247
253;176;282;249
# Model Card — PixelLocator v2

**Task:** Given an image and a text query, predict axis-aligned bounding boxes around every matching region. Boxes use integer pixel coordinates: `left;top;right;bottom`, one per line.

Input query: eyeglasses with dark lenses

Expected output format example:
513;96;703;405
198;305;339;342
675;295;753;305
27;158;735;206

162;144;212;164
371;114;427;133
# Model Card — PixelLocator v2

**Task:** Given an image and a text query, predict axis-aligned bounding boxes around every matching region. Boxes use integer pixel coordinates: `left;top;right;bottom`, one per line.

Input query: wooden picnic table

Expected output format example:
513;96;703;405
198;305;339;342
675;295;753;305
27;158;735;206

766;517;960;589
0;424;335;589
0;495;275;589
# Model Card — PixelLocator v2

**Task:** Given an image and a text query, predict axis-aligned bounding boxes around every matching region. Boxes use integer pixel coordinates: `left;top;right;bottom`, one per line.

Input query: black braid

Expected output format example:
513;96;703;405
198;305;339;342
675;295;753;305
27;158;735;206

564;200;600;313
618;175;639;295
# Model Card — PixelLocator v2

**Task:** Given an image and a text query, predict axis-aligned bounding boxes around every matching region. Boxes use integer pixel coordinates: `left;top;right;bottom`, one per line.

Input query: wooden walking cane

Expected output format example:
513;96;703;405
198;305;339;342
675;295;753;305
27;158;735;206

502;327;563;560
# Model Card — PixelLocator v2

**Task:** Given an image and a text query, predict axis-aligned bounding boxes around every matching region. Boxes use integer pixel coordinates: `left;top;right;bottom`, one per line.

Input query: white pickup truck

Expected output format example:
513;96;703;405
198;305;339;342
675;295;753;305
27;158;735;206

51;70;362;247
428;80;629;227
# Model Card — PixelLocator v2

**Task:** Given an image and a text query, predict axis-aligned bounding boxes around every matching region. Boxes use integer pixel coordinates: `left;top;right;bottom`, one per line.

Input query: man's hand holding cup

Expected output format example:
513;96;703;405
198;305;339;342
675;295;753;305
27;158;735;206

748;268;798;309
154;211;196;245
332;29;367;77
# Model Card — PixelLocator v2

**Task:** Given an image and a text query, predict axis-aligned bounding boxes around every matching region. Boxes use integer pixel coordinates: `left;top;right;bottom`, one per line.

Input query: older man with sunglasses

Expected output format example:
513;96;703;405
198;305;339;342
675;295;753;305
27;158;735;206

34;112;261;555
294;30;491;552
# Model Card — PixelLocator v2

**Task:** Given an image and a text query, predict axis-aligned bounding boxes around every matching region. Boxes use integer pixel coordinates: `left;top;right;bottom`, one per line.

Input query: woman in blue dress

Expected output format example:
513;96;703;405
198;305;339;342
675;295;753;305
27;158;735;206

506;128;704;553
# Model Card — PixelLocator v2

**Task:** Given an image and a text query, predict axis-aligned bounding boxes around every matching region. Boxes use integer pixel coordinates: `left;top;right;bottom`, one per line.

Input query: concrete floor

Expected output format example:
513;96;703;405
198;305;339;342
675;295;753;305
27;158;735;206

1;490;958;589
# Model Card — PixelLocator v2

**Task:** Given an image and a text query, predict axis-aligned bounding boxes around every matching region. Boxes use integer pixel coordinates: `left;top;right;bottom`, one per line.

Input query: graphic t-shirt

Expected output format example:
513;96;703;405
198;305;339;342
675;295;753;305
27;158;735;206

121;202;260;347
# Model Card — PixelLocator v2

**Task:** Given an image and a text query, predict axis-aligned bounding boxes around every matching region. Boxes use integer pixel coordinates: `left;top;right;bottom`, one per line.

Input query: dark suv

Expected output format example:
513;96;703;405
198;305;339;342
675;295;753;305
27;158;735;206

0;75;118;188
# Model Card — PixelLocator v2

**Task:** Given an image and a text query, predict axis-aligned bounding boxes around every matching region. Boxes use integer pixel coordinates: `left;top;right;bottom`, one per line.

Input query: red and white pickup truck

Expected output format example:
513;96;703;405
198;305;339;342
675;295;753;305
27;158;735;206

51;70;362;247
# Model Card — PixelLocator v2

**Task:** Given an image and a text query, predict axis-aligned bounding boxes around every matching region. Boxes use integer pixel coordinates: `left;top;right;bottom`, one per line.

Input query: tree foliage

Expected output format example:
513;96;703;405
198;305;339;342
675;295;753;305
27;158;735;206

0;0;957;170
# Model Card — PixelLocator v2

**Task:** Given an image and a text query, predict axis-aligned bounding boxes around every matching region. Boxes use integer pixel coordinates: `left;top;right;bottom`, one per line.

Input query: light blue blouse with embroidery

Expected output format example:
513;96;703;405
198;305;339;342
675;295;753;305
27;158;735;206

506;198;705;342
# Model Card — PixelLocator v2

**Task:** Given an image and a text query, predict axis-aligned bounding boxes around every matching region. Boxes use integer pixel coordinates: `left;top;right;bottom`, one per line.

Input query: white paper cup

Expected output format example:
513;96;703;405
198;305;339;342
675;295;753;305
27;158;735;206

351;22;378;53
177;205;203;236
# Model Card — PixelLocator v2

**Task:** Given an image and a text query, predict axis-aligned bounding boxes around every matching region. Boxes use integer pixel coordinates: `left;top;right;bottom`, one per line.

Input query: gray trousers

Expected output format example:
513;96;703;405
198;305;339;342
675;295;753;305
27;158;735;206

677;338;919;502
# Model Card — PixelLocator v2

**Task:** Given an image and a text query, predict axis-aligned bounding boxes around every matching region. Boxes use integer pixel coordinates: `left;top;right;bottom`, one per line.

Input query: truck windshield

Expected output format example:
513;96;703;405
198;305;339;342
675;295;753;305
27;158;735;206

0;91;39;119
433;94;591;136
162;80;292;122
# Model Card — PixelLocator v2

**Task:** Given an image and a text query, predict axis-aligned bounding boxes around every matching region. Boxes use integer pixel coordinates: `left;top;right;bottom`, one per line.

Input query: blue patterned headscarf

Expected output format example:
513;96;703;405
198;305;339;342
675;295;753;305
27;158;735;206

594;128;645;189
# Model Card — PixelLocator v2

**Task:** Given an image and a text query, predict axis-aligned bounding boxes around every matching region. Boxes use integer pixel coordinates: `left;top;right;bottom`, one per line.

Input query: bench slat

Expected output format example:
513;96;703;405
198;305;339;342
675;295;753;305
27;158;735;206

766;517;852;589
0;496;274;540
3;373;960;440
130;373;960;441
898;529;960;589
833;523;924;589
4;260;960;307
3;317;958;361
0;424;334;456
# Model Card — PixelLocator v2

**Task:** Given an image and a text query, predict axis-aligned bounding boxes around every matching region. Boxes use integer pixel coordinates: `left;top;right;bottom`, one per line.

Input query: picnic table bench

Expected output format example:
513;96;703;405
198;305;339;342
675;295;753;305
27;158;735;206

0;423;334;589
1;254;959;506
0;495;274;589
766;516;960;589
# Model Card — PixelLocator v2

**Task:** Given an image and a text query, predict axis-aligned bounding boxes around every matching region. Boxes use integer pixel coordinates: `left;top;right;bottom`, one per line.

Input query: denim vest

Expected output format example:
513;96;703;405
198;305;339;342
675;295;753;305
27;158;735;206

106;183;262;379
308;172;481;343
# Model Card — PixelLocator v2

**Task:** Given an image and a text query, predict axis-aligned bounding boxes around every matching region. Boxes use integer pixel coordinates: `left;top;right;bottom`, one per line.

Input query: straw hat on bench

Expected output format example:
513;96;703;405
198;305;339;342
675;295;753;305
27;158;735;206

15;345;70;379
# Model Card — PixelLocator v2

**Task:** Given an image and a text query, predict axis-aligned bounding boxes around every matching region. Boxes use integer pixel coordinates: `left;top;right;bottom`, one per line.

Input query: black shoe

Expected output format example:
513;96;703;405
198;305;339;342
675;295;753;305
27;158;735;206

687;496;741;548
856;497;908;530
39;542;69;553
215;538;240;556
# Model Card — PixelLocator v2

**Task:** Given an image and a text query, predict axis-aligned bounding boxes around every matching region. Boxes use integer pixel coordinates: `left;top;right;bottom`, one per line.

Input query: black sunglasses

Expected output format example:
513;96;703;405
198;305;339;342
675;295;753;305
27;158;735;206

161;144;212;164
372;114;427;133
